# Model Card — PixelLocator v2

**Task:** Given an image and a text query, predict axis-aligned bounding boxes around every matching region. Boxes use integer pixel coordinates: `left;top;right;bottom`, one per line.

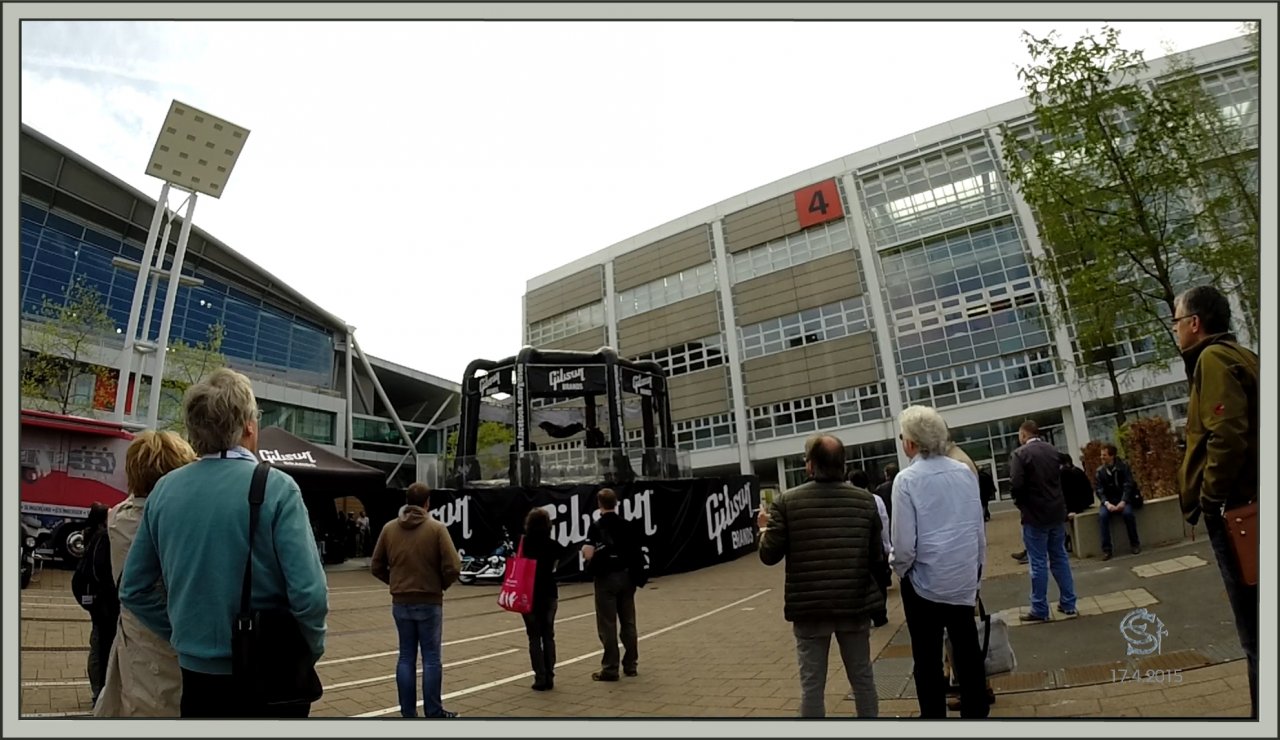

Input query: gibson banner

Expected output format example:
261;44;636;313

419;476;759;581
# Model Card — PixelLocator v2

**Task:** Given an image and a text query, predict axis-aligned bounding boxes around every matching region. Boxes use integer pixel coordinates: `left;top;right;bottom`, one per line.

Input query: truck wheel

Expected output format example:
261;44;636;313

52;523;88;564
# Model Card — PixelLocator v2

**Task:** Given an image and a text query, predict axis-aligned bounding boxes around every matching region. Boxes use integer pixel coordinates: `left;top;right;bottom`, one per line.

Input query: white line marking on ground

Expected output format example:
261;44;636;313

325;649;518;690
20;679;90;688
316;611;594;666
19;711;92;718
355;588;772;717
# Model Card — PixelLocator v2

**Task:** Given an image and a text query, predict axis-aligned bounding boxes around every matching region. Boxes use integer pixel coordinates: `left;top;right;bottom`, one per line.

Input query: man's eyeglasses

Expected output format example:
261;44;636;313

1171;314;1197;327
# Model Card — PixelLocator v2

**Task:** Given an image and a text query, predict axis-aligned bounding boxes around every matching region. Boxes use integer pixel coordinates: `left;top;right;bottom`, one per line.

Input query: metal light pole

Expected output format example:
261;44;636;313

111;100;250;429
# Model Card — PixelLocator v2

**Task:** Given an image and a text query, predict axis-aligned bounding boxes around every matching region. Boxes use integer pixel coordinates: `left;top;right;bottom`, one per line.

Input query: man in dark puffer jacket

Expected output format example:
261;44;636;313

759;434;884;718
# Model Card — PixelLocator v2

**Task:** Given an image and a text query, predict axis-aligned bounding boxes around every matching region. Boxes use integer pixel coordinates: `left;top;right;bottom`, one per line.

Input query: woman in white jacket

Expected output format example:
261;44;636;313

93;431;196;717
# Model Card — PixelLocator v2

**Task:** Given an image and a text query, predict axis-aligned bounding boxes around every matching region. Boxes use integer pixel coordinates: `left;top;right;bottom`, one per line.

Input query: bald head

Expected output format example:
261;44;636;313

804;434;846;481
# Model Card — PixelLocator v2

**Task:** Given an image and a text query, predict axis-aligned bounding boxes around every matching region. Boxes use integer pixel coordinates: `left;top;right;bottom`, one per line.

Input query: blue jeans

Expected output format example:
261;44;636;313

1022;523;1076;618
1098;503;1140;553
1205;515;1258;717
392;603;443;718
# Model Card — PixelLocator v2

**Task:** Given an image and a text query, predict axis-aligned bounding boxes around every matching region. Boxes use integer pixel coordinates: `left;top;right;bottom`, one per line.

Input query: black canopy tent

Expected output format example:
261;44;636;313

256;426;398;559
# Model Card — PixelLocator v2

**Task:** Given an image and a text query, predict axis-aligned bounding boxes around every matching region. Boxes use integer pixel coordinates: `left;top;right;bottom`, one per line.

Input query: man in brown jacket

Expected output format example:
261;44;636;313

371;483;462;718
1174;285;1258;718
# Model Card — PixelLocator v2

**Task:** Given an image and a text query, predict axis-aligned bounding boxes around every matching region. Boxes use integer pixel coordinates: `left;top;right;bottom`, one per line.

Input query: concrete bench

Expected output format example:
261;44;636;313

1069;495;1191;559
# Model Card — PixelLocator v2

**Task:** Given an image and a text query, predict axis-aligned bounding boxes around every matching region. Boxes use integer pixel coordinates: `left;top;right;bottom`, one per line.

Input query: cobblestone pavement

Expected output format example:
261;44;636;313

18;508;1257;722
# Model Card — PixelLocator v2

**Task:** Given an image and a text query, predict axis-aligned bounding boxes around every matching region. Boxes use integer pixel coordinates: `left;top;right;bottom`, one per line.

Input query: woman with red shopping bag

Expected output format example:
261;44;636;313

505;508;567;690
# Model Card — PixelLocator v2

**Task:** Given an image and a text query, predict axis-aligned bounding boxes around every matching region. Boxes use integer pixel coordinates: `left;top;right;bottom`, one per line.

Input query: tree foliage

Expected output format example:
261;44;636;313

1002;26;1260;423
157;323;229;433
1118;416;1181;501
20;280;116;416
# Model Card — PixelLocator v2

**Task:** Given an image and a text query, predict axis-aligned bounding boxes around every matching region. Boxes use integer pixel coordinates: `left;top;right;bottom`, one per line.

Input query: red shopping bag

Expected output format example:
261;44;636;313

497;537;536;614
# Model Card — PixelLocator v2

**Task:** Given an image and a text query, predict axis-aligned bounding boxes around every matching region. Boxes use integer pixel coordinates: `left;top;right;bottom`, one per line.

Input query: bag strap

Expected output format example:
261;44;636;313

238;462;273;619
980;598;992;659
516;535;525;559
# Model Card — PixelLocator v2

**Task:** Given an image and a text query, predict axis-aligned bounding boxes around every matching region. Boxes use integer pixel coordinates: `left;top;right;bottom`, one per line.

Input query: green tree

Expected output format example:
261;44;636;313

156;323;229;433
20;280;117;415
1001;26;1251;422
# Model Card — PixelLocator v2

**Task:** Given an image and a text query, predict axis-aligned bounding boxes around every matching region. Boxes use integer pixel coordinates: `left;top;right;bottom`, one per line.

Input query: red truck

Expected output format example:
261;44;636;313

19;409;134;568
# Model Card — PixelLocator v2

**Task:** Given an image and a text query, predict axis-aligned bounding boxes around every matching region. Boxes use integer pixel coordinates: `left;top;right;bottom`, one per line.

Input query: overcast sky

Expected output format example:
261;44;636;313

19;19;1248;381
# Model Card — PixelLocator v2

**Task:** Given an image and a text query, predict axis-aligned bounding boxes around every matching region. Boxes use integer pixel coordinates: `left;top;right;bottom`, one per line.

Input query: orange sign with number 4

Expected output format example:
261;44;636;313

794;179;844;228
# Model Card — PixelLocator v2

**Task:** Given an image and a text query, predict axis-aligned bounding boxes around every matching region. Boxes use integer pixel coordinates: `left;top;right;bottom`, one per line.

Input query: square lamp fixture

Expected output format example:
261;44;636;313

145;100;250;198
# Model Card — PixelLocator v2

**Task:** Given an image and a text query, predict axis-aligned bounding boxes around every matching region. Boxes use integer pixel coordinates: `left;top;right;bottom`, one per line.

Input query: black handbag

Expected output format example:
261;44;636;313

231;462;323;709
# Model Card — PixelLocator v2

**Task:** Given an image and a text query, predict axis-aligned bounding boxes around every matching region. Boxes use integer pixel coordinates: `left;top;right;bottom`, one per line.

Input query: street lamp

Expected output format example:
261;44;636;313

112;100;250;429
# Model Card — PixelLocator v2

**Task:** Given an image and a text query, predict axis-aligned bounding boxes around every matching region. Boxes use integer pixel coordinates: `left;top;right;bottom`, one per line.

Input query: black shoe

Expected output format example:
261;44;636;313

532;679;549;691
624;668;638;677
1131;545;1141;555
1101;551;1112;561
1019;612;1051;623
425;709;457;718
1011;550;1027;564
1056;605;1079;617
592;671;619;682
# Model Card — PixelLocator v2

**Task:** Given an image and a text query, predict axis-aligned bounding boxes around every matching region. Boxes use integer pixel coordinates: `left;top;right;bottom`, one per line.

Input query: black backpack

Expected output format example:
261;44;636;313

71;529;118;619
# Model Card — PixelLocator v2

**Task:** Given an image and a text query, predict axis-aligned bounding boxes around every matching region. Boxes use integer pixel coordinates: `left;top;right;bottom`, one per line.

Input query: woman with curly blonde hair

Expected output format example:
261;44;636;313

94;430;196;717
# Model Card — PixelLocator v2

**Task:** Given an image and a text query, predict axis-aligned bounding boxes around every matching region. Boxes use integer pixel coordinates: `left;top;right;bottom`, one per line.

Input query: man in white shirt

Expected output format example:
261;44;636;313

890;405;988;719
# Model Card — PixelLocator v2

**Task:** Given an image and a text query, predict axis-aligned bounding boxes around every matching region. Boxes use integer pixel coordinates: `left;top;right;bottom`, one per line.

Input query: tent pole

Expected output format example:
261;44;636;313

345;326;355;459
385;393;454;486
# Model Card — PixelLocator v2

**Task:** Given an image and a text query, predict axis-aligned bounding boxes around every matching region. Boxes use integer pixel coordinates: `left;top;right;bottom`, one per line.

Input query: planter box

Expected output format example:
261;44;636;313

1069;495;1190;559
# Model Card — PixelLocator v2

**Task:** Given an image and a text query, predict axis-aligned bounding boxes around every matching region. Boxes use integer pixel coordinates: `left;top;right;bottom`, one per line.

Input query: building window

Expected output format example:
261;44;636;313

1083;382;1190;445
900;347;1059;410
782;437;898;489
859;139;1009;249
526;301;605;345
262;400;336;445
729;219;855;284
632;335;726;378
739;297;870;361
616;262;717;320
674;413;737;451
749;382;887;442
949;410;1066;499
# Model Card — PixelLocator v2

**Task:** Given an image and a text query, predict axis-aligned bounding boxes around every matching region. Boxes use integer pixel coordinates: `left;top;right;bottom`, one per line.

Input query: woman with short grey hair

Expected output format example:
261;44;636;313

182;367;260;456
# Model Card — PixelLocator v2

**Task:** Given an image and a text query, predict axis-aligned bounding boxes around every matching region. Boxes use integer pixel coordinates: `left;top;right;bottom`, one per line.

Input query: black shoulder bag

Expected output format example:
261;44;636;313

232;462;323;708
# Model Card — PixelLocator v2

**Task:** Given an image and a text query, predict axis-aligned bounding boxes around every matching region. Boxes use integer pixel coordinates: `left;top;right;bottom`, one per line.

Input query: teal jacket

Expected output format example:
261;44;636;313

120;458;328;674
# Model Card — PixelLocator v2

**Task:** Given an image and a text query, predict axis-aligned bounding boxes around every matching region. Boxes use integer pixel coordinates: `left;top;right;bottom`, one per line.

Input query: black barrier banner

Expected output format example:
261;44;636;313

425;476;758;581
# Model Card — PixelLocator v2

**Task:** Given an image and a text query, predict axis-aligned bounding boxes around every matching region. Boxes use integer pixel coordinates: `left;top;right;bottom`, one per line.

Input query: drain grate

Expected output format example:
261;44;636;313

989;670;1053;693
1058;660;1129;687
1133;649;1211;672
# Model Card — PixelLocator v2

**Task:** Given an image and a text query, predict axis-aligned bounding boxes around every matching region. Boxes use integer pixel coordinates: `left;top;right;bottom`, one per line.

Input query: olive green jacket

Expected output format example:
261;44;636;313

1179;333;1259;524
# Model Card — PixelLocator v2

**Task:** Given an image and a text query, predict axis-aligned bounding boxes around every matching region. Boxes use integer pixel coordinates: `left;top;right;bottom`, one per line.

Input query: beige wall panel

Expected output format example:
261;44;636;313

616;293;720;356
613;227;712;291
732;271;800;326
803;333;880;394
542;327;606;353
526;267;604;324
723;193;802;253
668;368;731;421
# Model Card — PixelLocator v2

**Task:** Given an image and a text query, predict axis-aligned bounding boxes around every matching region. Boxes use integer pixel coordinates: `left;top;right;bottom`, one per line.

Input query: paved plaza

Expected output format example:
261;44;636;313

19;508;1254;721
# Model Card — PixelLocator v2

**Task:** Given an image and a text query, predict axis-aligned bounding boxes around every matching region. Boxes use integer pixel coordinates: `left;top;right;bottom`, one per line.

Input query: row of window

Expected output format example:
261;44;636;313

526;301;605;345
880;218;1032;314
896;299;1051;376
901;346;1059;409
616;262;718;320
263;400;337;445
749;382;889;442
782;436;898;489
631;335;726;378
739;296;870;361
859;139;1010;249
1083;382;1189;445
674;413;737;451
728;219;855;284
19;200;335;385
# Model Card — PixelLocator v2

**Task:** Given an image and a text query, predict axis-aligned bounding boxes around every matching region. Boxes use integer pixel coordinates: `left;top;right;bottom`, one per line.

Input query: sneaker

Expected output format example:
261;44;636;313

1019;612;1051;623
1056;605;1079;617
1101;551;1112;561
624;668;638;677
1131;545;1141;555
531;679;549;691
425;710;457;718
1010;550;1027;562
592;671;619;682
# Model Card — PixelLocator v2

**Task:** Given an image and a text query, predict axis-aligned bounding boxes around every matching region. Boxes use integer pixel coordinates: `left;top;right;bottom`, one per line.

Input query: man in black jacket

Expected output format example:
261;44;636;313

1094;444;1141;560
1009;421;1077;623
874;463;897;522
1060;453;1094;554
759;434;884;718
582;489;641;682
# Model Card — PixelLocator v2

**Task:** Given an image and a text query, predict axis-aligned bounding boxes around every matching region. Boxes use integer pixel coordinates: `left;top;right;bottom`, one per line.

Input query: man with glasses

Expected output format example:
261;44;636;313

1173;286;1258;718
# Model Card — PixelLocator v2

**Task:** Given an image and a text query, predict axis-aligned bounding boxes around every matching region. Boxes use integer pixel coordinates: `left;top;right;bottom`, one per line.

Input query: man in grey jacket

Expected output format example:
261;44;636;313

758;434;884;718
1009;420;1077;623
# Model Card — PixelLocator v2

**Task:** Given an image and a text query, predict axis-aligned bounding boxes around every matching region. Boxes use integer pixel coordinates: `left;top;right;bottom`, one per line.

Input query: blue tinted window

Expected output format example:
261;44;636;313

45;213;85;240
21;201;47;224
255;308;292;367
220;295;259;360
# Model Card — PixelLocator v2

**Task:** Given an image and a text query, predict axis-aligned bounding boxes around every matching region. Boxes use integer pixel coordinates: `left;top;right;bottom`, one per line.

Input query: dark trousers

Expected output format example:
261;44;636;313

87;616;116;702
1098;503;1140;552
1205;515;1258;718
522;599;559;682
179;668;311;718
593;570;637;677
900;577;989;719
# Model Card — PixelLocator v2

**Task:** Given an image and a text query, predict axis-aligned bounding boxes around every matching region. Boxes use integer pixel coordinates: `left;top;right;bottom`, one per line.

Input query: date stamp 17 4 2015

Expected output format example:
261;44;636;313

1111;667;1184;684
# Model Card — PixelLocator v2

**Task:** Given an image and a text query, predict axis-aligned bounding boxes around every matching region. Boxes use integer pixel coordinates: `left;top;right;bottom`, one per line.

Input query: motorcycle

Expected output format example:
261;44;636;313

20;528;37;589
457;538;515;585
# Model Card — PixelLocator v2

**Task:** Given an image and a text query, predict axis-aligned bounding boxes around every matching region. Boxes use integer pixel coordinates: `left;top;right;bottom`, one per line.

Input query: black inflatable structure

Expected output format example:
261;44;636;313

450;347;679;487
